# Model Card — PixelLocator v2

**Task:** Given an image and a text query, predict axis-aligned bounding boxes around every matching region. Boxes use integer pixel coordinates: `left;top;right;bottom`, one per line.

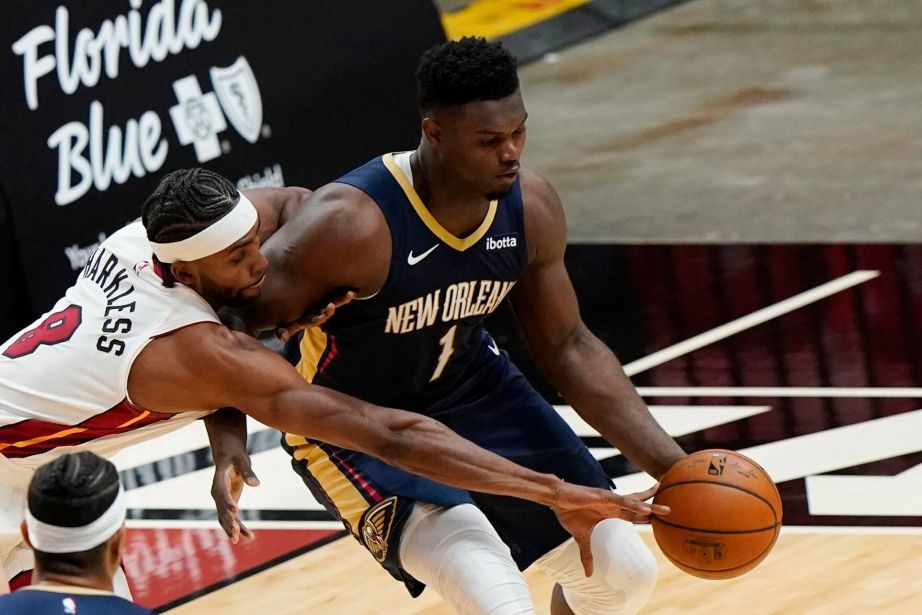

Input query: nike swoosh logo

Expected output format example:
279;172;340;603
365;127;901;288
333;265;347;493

488;340;500;355
407;244;439;266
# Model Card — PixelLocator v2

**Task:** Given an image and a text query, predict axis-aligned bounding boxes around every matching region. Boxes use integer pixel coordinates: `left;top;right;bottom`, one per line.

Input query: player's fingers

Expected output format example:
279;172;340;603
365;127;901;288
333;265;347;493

216;507;239;542
331;290;355;308
617;498;652;516
233;454;260;487
626;509;653;524
576;535;595;577
275;321;303;341
211;475;238;511
309;304;336;326
631;483;660;502
238;521;256;543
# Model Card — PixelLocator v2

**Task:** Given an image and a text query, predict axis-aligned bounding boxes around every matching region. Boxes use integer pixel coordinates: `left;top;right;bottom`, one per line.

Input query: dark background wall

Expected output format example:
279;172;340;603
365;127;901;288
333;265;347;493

0;0;445;339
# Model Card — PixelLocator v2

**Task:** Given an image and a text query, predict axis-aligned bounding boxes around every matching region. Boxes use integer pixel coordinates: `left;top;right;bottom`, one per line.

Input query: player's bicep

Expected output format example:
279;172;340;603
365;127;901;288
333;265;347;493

511;258;583;356
129;324;275;413
513;170;584;355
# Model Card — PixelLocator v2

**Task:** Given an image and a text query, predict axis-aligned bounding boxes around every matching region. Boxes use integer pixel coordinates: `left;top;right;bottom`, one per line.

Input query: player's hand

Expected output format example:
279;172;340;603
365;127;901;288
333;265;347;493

552;482;669;576
211;451;260;544
275;291;355;341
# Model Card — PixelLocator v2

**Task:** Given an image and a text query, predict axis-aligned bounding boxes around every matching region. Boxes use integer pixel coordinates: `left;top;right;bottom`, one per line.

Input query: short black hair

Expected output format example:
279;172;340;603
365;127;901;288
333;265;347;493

28;452;122;577
141;168;239;286
416;36;519;113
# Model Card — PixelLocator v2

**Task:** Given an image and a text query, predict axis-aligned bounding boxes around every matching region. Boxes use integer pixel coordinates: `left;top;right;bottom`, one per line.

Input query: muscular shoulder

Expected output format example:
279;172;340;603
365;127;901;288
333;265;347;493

518;167;567;265
262;182;391;296
269;183;385;248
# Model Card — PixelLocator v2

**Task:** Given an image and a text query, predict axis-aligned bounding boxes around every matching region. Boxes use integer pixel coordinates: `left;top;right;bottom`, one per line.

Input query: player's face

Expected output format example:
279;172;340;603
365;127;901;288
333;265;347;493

437;91;527;199
190;222;268;307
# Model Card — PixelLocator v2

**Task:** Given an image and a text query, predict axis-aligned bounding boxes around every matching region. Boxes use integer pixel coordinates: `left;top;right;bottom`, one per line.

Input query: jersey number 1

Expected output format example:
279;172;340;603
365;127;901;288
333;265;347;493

430;325;458;382
3;305;82;359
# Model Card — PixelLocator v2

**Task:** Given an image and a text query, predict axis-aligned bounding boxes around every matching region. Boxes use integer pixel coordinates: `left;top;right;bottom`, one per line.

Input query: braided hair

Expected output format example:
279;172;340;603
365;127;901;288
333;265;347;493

416;36;519;114
28;452;121;577
141;168;239;286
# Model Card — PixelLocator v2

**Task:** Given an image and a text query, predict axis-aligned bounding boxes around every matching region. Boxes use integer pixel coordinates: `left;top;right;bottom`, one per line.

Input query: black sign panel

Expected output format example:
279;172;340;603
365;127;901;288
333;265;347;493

0;0;444;325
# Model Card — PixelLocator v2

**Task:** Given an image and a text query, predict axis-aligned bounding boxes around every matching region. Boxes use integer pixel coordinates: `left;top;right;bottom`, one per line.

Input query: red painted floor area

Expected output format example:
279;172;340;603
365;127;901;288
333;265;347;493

124;527;341;610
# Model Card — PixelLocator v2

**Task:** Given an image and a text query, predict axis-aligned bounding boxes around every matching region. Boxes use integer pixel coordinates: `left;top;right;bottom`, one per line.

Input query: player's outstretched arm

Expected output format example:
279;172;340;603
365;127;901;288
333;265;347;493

130;324;656;530
512;170;685;479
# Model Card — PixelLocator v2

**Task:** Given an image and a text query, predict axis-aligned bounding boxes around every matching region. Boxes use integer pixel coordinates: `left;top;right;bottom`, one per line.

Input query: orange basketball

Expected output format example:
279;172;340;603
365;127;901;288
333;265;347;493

651;449;782;580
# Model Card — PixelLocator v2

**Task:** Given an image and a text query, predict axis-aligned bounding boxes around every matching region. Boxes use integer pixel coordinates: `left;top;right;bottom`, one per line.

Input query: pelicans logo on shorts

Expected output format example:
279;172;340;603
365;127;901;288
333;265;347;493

361;497;397;562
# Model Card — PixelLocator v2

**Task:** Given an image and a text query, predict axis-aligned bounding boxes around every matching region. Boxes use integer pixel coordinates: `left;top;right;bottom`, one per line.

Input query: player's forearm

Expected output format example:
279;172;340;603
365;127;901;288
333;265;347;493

204;407;249;459
377;412;564;505
540;329;685;479
266;387;563;506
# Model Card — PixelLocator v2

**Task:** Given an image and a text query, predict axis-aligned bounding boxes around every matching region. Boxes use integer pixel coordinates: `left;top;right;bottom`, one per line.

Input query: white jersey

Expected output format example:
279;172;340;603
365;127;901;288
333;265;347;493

0;221;219;474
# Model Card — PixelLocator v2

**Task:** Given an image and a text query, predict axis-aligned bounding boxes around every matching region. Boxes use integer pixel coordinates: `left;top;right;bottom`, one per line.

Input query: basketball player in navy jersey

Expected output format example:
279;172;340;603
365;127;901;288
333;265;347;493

233;38;688;614
0;452;155;614
1;168;656;596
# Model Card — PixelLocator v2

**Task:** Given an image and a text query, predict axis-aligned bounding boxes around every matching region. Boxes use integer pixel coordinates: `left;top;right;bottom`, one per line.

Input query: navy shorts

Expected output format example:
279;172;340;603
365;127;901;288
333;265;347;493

281;351;612;597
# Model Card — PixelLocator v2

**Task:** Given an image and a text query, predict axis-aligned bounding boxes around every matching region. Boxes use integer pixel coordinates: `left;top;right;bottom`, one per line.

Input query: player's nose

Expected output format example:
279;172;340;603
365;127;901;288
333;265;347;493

251;248;268;277
499;138;521;163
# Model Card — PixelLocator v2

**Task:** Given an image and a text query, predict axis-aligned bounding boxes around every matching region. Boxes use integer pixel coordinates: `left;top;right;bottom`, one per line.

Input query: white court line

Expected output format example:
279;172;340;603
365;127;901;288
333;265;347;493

622;270;880;377
636;387;922;398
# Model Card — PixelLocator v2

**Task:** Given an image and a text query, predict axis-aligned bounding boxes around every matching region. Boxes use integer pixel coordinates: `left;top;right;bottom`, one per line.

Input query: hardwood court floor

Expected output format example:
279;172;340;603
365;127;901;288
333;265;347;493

165;528;922;614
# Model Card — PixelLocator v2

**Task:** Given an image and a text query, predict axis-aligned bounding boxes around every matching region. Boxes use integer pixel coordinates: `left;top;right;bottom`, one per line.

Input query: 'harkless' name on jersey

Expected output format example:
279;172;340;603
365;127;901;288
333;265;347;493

80;242;138;356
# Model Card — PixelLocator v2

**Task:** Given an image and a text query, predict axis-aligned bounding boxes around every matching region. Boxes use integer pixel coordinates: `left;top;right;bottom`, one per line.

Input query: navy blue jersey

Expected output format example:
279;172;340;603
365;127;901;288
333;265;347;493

295;153;527;411
0;586;155;614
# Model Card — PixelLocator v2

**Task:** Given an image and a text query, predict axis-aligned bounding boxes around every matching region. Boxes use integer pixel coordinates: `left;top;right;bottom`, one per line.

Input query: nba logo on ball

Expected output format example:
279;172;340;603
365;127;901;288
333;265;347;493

652;449;783;580
707;455;726;476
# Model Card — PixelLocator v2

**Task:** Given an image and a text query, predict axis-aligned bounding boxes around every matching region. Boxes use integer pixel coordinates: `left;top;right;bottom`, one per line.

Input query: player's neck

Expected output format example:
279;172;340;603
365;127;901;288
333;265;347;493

411;149;491;238
31;569;114;593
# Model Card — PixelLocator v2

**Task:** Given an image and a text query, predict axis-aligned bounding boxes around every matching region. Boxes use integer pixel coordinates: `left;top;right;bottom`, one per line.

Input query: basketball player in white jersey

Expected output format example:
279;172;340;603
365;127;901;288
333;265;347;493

0;168;666;596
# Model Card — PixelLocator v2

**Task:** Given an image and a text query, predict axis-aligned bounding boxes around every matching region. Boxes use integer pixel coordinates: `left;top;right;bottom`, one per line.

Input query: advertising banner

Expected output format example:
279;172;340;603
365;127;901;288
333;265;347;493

0;0;445;324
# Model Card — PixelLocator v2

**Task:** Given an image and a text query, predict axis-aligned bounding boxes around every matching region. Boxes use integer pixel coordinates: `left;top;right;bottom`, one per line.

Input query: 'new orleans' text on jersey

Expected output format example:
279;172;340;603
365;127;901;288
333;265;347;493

384;279;517;334
294;152;527;412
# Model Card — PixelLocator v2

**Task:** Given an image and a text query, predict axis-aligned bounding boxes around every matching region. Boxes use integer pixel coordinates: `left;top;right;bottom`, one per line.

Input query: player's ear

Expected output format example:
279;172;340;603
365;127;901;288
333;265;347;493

106;526;127;576
170;262;196;285
422;117;441;145
19;521;32;548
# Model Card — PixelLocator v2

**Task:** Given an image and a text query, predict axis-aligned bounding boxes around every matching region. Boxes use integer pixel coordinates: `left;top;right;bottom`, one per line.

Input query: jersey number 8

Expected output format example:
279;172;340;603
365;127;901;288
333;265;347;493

3;305;82;359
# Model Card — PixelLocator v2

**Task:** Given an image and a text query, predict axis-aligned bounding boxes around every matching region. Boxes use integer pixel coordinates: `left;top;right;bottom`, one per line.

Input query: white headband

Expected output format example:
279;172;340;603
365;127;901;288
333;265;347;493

149;192;258;263
25;486;126;553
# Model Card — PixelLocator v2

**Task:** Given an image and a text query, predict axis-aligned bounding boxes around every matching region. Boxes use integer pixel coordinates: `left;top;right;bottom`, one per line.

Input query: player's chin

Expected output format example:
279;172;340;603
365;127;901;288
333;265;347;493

228;286;262;306
239;286;262;302
486;182;514;201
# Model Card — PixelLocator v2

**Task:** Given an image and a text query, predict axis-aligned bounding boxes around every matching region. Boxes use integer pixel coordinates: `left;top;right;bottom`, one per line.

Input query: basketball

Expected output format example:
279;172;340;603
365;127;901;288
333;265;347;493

651;449;782;580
